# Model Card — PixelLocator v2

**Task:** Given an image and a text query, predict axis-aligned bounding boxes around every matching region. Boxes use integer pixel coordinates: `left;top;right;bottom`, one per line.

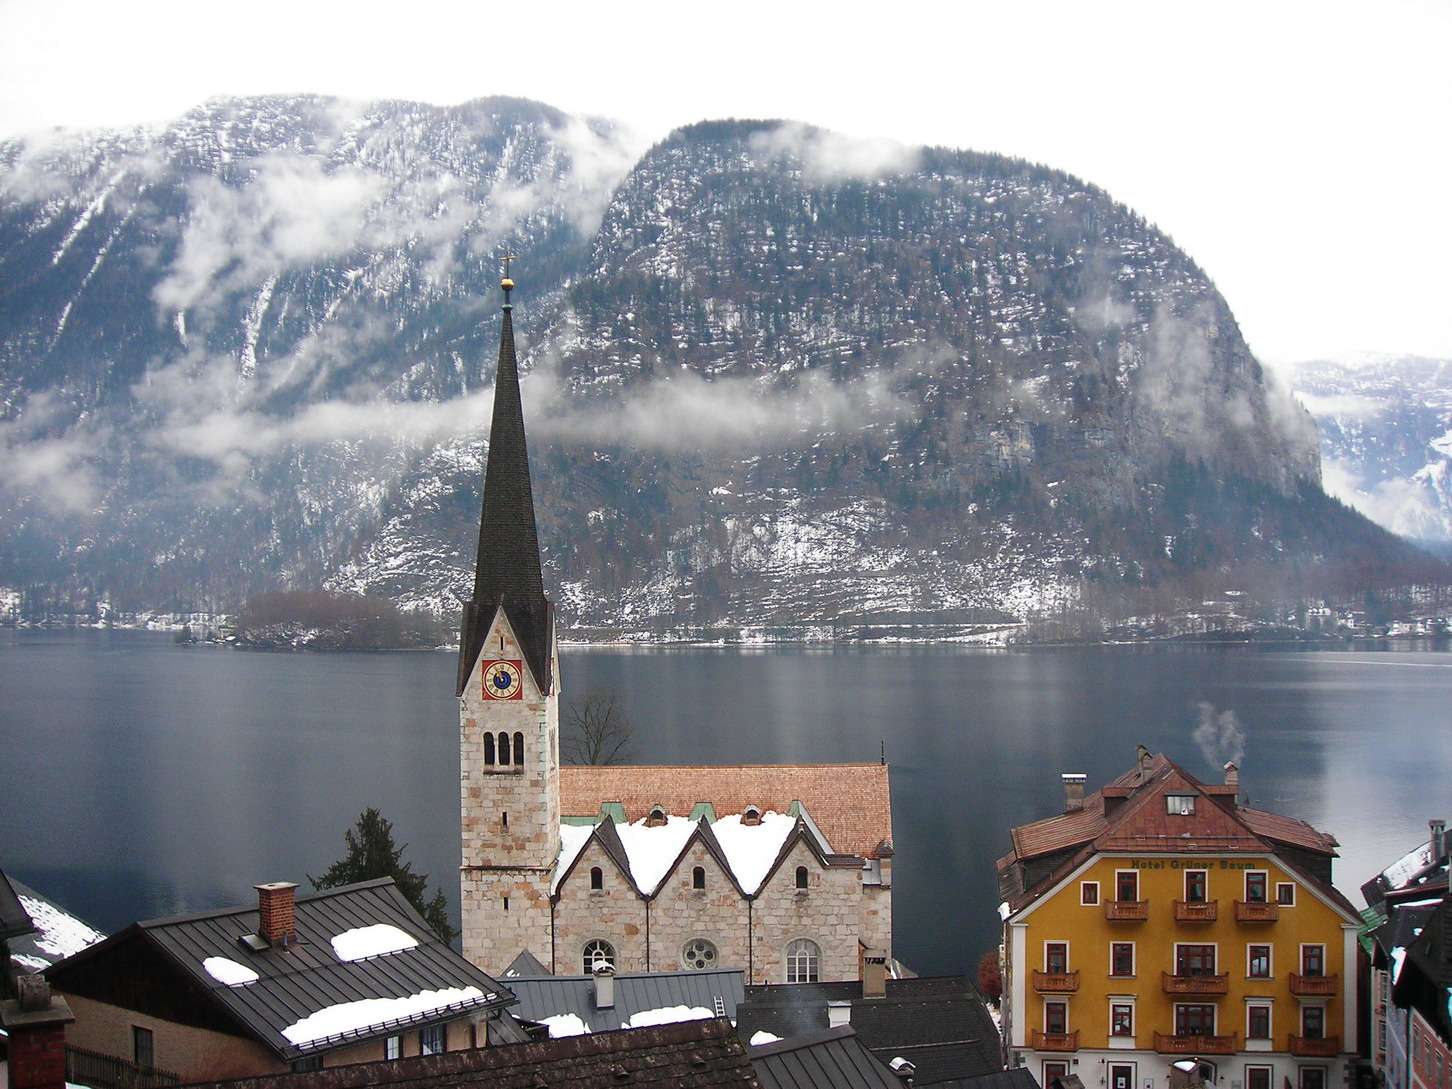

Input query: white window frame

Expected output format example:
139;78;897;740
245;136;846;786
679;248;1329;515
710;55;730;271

1245;999;1274;1051
1247;943;1273;979
1114;869;1139;902
786;938;820;983
1276;882;1297;905
1044;940;1070;973
1109;995;1136;1047
1109;941;1136;978
1082;881;1100;905
1167;794;1197;815
1245;870;1270;903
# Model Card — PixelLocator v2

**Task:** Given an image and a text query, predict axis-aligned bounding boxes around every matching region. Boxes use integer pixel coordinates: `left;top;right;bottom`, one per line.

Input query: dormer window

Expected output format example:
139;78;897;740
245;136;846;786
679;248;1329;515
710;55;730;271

742;805;762;826
646;805;667;827
1166;794;1196;815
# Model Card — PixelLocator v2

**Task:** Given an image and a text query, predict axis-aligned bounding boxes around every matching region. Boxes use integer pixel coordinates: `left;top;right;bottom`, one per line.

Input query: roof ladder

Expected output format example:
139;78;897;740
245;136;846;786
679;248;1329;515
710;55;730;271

713;995;726;1018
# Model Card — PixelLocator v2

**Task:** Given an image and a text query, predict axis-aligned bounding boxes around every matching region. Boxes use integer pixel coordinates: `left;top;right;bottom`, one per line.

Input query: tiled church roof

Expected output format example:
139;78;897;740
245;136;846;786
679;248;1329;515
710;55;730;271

560;764;893;860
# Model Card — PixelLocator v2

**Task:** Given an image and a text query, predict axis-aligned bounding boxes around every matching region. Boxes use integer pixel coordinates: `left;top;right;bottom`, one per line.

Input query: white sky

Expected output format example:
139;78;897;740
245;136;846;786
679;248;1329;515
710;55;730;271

1;0;1449;365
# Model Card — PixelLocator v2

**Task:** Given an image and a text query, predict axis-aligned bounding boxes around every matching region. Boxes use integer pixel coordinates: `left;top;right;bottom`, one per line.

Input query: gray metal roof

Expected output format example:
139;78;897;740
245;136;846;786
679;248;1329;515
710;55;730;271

749;1026;900;1089
0;869;35;940
46;879;514;1059
504;967;744;1033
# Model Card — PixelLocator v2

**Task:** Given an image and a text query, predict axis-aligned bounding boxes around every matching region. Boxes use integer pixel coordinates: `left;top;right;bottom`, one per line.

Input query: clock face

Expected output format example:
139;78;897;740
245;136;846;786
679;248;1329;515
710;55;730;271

482;660;523;700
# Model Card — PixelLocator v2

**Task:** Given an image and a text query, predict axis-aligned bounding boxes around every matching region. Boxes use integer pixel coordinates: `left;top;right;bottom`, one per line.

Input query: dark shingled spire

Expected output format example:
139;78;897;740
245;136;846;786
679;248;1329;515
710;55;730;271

458;272;553;696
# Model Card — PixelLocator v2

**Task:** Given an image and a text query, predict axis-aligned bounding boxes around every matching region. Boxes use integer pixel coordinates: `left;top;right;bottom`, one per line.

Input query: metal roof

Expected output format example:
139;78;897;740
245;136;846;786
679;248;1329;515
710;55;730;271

0;868;35;940
46;879;514;1059
503;967;744;1033
749;1026;900;1089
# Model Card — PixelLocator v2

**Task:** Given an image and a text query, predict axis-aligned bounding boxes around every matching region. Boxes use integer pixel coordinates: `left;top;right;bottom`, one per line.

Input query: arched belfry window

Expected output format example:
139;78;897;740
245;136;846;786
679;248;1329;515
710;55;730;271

786;938;820;983
513;731;524;766
483;733;495;764
498;732;511;765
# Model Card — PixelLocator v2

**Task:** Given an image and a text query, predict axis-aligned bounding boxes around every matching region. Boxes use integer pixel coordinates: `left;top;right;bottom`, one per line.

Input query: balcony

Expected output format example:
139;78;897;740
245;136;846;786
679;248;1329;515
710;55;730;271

1289;1035;1341;1057
1105;900;1149;921
1162;972;1230;995
1174;899;1219;922
1154;1032;1238;1055
1289;973;1337;996
1235;900;1280;923
1034;970;1081;993
1032;1030;1080;1052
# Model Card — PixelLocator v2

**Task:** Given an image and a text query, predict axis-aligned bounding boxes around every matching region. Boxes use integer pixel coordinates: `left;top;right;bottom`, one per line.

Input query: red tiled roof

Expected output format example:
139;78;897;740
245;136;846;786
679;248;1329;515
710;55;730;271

560;764;892;860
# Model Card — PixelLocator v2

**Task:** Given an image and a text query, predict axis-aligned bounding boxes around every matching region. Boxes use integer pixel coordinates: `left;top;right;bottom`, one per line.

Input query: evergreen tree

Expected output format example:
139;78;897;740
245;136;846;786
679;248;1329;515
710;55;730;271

310;808;456;943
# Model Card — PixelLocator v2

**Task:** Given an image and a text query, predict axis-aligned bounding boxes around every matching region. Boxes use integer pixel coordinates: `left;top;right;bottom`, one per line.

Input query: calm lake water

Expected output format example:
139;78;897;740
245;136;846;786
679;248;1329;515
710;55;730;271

1;629;1449;978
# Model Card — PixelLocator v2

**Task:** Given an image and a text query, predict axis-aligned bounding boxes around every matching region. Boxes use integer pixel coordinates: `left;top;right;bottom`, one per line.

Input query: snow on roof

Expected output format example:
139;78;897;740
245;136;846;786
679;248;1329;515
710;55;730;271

553;824;595;893
541;1012;591;1038
16;893;105;968
622;1005;713;1029
331;923;417;962
203;956;260;986
1382;841;1434;889
750;1030;783;1045
616;815;697;894
281;985;485;1046
710;812;797;894
1392;947;1408;984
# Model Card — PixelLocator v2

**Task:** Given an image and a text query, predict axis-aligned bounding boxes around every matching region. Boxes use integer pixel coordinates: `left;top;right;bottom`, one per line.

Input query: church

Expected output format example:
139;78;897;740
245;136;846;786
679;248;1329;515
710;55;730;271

456;271;893;985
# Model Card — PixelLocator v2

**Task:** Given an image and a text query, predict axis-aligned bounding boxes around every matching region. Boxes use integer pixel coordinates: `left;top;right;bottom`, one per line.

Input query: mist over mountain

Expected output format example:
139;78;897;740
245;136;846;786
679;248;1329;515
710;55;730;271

0;95;1440;631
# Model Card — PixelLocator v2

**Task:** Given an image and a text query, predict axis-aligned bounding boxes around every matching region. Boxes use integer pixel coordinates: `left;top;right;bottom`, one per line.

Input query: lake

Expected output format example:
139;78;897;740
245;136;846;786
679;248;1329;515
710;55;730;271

1;629;1449;978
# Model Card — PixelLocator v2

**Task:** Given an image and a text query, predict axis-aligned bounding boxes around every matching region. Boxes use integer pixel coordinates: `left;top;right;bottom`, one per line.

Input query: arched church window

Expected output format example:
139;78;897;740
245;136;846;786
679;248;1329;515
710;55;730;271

497;732;510;765
583;939;615;974
513;732;524;765
682;938;718;971
692;866;706;889
483;733;495;764
590;867;603;890
786;938;820;983
796;866;809;890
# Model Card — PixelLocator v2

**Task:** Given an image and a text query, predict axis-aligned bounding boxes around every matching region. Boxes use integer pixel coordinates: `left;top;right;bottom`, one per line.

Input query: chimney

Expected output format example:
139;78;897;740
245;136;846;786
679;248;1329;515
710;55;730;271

593;962;615;1010
1224;763;1238;789
1;976;75;1089
255;882;298;946
863;949;888;999
1135;745;1153;782
1062;774;1087;814
827;1000;851;1028
1431;819;1446;865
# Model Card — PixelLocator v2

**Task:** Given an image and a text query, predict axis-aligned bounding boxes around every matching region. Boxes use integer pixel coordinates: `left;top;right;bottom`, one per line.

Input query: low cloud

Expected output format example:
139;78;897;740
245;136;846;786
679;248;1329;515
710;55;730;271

0;392;105;512
749;122;920;183
1321;456;1451;540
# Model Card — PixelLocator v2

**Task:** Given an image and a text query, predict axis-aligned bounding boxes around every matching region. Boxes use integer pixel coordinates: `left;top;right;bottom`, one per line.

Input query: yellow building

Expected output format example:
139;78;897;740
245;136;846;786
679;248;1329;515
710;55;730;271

998;749;1361;1089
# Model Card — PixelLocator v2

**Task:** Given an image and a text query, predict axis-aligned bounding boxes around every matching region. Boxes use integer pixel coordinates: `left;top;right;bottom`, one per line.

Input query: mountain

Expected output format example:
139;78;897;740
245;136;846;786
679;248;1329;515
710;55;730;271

0;96;1441;631
1283;355;1452;560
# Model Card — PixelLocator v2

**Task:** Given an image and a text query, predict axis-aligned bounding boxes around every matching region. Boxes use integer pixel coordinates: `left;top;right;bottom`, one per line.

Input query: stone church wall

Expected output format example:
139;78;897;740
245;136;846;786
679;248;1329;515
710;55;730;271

750;839;867;983
645;838;751;974
550;837;648;975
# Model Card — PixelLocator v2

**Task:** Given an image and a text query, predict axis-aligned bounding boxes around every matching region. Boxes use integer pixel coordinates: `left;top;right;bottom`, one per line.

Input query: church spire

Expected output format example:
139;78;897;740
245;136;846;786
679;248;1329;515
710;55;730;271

458;261;553;696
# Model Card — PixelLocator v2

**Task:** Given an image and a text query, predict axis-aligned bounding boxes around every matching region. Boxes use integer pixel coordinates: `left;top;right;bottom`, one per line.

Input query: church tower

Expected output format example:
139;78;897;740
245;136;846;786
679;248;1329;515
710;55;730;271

458;268;560;972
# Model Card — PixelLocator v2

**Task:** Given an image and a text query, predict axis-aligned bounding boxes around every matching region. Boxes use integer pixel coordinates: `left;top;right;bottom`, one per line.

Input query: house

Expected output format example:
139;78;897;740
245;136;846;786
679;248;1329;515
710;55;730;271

1363;821;1451;1089
1;869;107;975
175;1018;758;1089
997;748;1362;1089
42;879;522;1083
456;271;892;984
748;1025;904;1089
498;962;745;1037
735;974;1003;1085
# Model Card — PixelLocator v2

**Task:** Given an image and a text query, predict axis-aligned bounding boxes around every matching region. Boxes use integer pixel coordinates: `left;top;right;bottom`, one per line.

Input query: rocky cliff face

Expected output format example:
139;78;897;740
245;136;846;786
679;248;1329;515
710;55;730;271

0;97;1426;628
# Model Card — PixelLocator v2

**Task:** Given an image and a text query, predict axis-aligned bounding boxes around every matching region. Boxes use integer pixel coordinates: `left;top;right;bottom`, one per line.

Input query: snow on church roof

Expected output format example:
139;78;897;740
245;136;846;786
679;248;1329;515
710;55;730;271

554;810;806;896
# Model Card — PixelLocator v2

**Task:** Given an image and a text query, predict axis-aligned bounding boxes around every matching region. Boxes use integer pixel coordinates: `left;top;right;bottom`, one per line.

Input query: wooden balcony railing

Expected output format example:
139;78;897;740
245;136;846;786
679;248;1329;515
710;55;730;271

1032;1030;1080;1052
1105;899;1149;921
66;1046;180;1089
1033;970;1080;992
1235;900;1280;922
1289;973;1337;996
1162;971;1230;995
1289;1035;1341;1057
1174;899;1219;922
1153;1032;1237;1055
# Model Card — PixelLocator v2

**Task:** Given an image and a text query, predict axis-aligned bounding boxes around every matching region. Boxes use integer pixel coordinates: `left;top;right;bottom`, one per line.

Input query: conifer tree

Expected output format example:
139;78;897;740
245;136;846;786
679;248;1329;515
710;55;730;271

310;808;456;943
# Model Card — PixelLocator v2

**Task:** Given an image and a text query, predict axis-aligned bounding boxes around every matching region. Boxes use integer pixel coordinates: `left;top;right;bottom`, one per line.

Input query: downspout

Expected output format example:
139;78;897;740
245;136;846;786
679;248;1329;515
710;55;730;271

550;896;556;975
644;894;651;971
748;897;755;983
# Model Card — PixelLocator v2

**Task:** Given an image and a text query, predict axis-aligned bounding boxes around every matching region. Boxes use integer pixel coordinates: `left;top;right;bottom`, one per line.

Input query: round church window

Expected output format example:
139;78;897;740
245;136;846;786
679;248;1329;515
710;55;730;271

682;938;718;971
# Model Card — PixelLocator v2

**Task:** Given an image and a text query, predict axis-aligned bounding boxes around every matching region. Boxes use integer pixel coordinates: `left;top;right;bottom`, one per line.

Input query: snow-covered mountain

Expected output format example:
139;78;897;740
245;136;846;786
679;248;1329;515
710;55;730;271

1285;355;1452;557
0;96;1438;629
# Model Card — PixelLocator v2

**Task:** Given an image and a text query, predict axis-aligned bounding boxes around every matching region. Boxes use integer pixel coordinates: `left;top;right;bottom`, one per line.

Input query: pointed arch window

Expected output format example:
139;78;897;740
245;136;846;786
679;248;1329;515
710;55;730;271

786;938;820;983
583;939;615;974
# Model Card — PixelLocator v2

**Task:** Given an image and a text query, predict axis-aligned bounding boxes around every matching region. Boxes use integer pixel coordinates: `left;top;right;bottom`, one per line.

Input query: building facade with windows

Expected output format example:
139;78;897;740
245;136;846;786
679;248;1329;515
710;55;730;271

997;749;1361;1089
458;275;893;985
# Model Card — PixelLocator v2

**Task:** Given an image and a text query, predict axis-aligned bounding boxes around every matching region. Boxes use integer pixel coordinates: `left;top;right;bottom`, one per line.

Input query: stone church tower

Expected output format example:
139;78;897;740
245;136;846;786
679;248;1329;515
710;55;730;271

458;271;560;971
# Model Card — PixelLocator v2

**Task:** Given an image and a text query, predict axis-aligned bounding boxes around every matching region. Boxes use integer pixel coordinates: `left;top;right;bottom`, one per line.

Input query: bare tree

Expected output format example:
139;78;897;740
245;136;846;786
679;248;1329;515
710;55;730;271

561;686;635;765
